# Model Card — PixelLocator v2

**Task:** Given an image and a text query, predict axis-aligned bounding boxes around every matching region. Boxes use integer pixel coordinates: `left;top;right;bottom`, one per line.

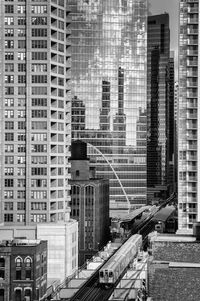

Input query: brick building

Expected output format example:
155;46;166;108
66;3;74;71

0;239;47;301
69;141;110;266
148;230;200;300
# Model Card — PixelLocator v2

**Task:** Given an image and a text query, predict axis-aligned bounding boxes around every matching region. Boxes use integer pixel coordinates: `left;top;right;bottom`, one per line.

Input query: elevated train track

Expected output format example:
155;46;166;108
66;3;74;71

50;194;176;301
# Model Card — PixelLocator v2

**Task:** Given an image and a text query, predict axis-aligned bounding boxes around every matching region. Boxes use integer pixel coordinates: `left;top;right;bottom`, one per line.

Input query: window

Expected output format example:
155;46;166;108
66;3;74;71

31;64;47;72
15;257;22;280
4;213;13;222
32;110;47;118
31;191;47;199
18;98;26;106
4;190;13;199
5;156;14;164
5;40;14;48
31;133;47;141
4;144;14;152
5;121;14;130
32;98;47;106
31;167;47;175
32;75;47;84
5;5;14;13
17;202;25;210
18;17;26;25
4;17;14;25
17;191;26;199
18;87;26;95
31;179;47;187
17;5;26;14
4;202;13;211
31;156;47;164
4;167;14;176
18;75;26;83
32;40;47;48
5;63;14;71
31;202;46;210
31;144;47;153
18;110;25;118
5;52;14;60
18;121;26;130
17;214;25;222
18;133;26;141
32;52;47;60
18;29;26;37
18;144;26;152
31;121;47;130
31;214;46;222
5;179;13;187
17;156;25;164
18;40;26;49
0;258;5;280
5;28;14;37
17;179;25;188
31;5;47;14
18;64;26;72
5;87;14;95
32;87;47;95
5;110;14;118
18;52;26;60
5;75;14;83
17;168;25;176
5;98;14;106
31;17;47;25
32;28;47;37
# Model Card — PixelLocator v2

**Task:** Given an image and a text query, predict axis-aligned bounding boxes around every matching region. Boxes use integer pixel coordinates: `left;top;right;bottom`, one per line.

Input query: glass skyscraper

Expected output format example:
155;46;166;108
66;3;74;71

69;0;147;216
178;0;199;229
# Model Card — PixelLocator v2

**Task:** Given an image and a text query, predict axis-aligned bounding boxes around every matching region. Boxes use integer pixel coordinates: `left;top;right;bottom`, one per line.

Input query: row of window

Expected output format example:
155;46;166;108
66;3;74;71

4;213;47;222
4;202;47;211
4;97;48;106
5;5;47;15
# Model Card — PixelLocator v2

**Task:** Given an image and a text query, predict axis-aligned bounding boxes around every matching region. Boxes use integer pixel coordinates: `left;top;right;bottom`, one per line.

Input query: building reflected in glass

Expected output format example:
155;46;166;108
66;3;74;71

69;0;147;217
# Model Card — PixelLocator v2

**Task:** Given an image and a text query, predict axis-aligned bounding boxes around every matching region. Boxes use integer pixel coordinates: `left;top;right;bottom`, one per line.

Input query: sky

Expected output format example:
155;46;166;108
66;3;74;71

149;0;179;78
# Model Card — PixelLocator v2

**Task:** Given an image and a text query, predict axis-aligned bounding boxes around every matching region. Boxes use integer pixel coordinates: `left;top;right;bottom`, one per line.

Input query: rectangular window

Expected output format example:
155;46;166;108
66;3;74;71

4;17;14;25
32;75;47;84
17;179;25;187
18;29;26;37
17;214;25;222
5;179;13;187
32;52;47;60
31;167;47;175
31;121;47;130
5;121;14;130
31;17;47;25
5;63;14;72
4;214;13;222
4;202;13;210
31;64;47;72
32;110;47;118
31;144;47;152
18;75;26;83
17;168;25;176
18;87;26;95
18;121;26;130
18;64;26;72
5;87;14;95
17;202;25;210
4;190;13;199
18;17;26;25
4;167;14;176
5;110;14;118
17;5;26;14
5;5;14;14
5;98;14;106
31;202;47;210
5;52;14;60
18;144;26;152
32;28;47;37
5;29;14;37
17;133;26;141
30;214;47;222
18;40;26;49
32;40;47;48
5;75;14;83
18;98;26;106
18;52;26;60
5;144;14;152
5;40;14;48
17;191;26;199
31;98;47;106
31;5;47;14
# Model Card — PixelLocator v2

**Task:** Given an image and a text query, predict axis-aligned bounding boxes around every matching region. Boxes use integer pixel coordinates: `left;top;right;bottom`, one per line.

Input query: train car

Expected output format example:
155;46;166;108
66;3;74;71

99;234;142;287
152;205;177;233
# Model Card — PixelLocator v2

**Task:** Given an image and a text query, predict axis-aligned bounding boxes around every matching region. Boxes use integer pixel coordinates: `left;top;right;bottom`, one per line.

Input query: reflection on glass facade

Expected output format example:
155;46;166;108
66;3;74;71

69;0;147;216
178;0;199;230
147;14;170;193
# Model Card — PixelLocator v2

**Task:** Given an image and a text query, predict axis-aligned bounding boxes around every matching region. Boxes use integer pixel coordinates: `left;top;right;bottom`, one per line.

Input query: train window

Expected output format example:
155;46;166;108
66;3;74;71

99;271;104;278
109;272;113;277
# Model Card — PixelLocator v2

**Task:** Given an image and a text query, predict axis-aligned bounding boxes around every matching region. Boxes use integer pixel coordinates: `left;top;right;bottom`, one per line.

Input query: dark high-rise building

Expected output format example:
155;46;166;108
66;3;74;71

69;141;110;266
68;0;148;217
147;14;171;201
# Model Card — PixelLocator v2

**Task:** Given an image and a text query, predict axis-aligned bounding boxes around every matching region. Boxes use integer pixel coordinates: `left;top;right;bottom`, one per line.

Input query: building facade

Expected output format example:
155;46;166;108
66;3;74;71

69;141;110;266
69;0;148;217
0;239;47;301
147;14;171;201
0;0;71;225
178;0;200;229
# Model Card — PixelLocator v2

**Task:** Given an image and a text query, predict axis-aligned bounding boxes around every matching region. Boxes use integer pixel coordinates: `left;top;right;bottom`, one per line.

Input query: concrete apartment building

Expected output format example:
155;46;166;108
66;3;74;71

0;0;78;283
178;0;200;230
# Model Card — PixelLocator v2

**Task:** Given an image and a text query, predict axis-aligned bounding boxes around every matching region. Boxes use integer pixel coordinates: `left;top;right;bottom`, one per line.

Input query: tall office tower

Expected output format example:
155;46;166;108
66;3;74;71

178;0;199;230
68;0;147;217
147;14;170;201
0;0;71;225
168;52;175;193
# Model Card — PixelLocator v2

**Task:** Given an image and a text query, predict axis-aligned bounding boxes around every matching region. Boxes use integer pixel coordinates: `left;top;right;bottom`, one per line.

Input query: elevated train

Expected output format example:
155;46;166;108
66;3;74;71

99;234;142;287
